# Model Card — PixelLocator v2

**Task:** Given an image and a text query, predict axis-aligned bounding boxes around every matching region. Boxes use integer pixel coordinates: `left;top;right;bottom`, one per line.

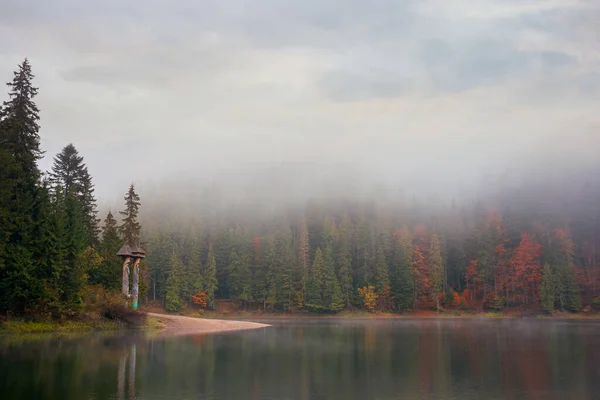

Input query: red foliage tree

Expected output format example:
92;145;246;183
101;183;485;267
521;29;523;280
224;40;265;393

510;233;542;306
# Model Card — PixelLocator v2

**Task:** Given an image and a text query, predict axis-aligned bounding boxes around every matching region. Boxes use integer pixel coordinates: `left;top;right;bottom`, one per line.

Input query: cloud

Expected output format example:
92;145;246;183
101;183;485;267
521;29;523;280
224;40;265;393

0;0;599;202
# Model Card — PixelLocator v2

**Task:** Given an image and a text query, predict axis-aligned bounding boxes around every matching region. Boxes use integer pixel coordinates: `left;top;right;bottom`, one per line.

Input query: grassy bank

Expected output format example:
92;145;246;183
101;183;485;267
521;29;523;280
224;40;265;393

0;287;154;334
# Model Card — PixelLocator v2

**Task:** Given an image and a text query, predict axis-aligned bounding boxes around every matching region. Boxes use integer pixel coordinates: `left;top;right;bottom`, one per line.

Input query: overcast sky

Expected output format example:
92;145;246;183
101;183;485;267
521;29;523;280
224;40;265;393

1;0;599;203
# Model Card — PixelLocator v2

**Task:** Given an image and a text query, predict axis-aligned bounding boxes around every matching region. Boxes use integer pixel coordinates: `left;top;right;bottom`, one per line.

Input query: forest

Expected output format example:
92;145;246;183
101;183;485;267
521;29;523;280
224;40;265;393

1;60;599;320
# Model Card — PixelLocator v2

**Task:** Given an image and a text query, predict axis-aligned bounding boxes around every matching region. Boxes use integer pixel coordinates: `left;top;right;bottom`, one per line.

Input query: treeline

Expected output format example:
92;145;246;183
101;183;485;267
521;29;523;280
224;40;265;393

145;188;599;314
0;60;143;319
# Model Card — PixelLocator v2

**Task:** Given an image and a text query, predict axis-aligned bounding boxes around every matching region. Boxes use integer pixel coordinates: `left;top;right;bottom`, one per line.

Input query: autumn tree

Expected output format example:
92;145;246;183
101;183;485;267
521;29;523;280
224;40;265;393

510;233;542;305
358;286;377;311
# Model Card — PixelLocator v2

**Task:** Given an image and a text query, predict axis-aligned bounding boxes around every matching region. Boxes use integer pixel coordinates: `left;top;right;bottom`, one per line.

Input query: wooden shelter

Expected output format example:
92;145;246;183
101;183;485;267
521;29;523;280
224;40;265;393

117;239;145;310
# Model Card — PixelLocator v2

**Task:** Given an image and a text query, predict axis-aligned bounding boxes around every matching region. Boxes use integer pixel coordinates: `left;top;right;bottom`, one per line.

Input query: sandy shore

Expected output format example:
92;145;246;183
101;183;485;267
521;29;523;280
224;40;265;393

147;313;270;337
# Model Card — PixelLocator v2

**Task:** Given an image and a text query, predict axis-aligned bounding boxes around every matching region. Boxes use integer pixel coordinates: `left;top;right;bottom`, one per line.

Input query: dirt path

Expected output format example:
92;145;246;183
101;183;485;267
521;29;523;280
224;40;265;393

147;313;270;337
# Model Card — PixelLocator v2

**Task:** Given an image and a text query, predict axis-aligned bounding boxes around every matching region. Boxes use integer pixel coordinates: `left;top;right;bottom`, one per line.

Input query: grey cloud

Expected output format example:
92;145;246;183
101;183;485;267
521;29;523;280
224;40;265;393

1;0;599;202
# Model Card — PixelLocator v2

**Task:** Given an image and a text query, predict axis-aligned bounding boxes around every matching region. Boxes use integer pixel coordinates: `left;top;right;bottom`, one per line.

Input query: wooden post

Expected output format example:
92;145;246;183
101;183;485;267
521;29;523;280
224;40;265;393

122;257;131;298
131;258;140;310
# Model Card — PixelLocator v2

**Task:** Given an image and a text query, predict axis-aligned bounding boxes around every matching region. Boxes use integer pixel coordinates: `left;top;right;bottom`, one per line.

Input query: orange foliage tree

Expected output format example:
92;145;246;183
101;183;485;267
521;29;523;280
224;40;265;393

510;233;542;305
358;286;378;311
192;291;208;308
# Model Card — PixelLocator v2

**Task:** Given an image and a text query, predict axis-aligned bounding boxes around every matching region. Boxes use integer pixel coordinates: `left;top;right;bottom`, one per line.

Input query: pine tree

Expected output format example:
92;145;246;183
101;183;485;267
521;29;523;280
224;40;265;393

0;58;42;175
205;243;218;309
228;250;253;307
276;241;295;311
119;184;141;245
0;59;44;315
59;189;87;314
540;263;555;313
185;235;203;303
89;211;122;290
78;167;100;245
165;250;183;312
49;144;99;246
374;245;389;295
337;215;353;308
323;246;344;312
391;227;414;311
298;217;310;304
552;228;581;311
430;233;444;311
49;144;83;193
264;237;278;309
306;247;325;312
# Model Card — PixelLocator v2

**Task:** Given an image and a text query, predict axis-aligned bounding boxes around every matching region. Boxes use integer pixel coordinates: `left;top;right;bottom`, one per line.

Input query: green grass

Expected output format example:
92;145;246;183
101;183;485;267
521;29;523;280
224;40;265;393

0;319;123;333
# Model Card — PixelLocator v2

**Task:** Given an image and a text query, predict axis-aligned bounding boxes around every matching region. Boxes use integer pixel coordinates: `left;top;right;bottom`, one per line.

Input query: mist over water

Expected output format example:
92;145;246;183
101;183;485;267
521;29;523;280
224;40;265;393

2;319;600;400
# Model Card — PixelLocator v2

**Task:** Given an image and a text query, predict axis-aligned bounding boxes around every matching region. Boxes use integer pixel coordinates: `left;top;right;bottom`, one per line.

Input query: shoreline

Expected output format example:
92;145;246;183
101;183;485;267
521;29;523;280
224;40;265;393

147;313;270;337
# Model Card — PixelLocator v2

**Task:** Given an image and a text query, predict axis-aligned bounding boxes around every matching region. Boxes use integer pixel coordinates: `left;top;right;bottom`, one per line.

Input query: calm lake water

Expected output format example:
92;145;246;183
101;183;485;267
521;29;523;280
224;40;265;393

1;319;600;400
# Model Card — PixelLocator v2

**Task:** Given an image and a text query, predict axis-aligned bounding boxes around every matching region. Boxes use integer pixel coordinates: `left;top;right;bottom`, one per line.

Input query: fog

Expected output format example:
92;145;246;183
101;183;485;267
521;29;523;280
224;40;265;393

1;0;599;207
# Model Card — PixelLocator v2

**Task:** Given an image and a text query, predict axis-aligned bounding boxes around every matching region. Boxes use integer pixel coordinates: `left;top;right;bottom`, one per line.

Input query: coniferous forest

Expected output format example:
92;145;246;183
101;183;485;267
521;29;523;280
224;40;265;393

1;60;600;320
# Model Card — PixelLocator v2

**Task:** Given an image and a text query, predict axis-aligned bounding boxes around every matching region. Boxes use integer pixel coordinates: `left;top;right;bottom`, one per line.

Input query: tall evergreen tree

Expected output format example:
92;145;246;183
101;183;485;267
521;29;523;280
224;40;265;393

391;227;414;311
119;184;141;245
430;233;444;311
89;211;122;290
373;245;389;294
0;59;44;315
0;58;42;175
49;144;83;193
228;250;253;307
306;247;325;312
165;250;184;312
298;217;310;304
49;144;99;245
323;246;344;312
205;243;218;309
540;264;556;313
337;215;353;308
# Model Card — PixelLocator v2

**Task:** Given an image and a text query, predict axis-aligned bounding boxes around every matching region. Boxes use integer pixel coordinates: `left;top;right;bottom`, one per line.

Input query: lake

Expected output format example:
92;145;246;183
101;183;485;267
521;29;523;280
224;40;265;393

1;318;599;399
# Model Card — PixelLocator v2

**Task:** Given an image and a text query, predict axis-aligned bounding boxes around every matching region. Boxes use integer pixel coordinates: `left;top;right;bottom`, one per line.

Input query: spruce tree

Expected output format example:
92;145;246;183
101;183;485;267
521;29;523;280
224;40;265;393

337;215;353;308
0;59;44;315
228;250;253;307
89;211;122;290
205;243;218;309
119;183;141;245
391;227;414;311
374;246;390;294
49;144;99;246
264;237;278;309
323;246;344;312
276;242;295;311
49;144;84;193
540;264;556;313
306;247;325;312
430;233;444;311
298;217;310;305
184;235;203;302
0;58;42;175
165;250;183;312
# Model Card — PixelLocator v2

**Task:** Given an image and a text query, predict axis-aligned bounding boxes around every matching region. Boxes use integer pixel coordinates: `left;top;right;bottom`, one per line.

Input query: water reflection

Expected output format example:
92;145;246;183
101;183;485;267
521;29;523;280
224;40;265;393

0;319;599;399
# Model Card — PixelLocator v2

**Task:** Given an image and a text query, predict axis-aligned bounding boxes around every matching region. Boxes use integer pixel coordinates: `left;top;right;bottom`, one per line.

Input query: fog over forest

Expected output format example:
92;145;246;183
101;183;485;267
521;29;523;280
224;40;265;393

2;0;599;204
1;1;599;318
